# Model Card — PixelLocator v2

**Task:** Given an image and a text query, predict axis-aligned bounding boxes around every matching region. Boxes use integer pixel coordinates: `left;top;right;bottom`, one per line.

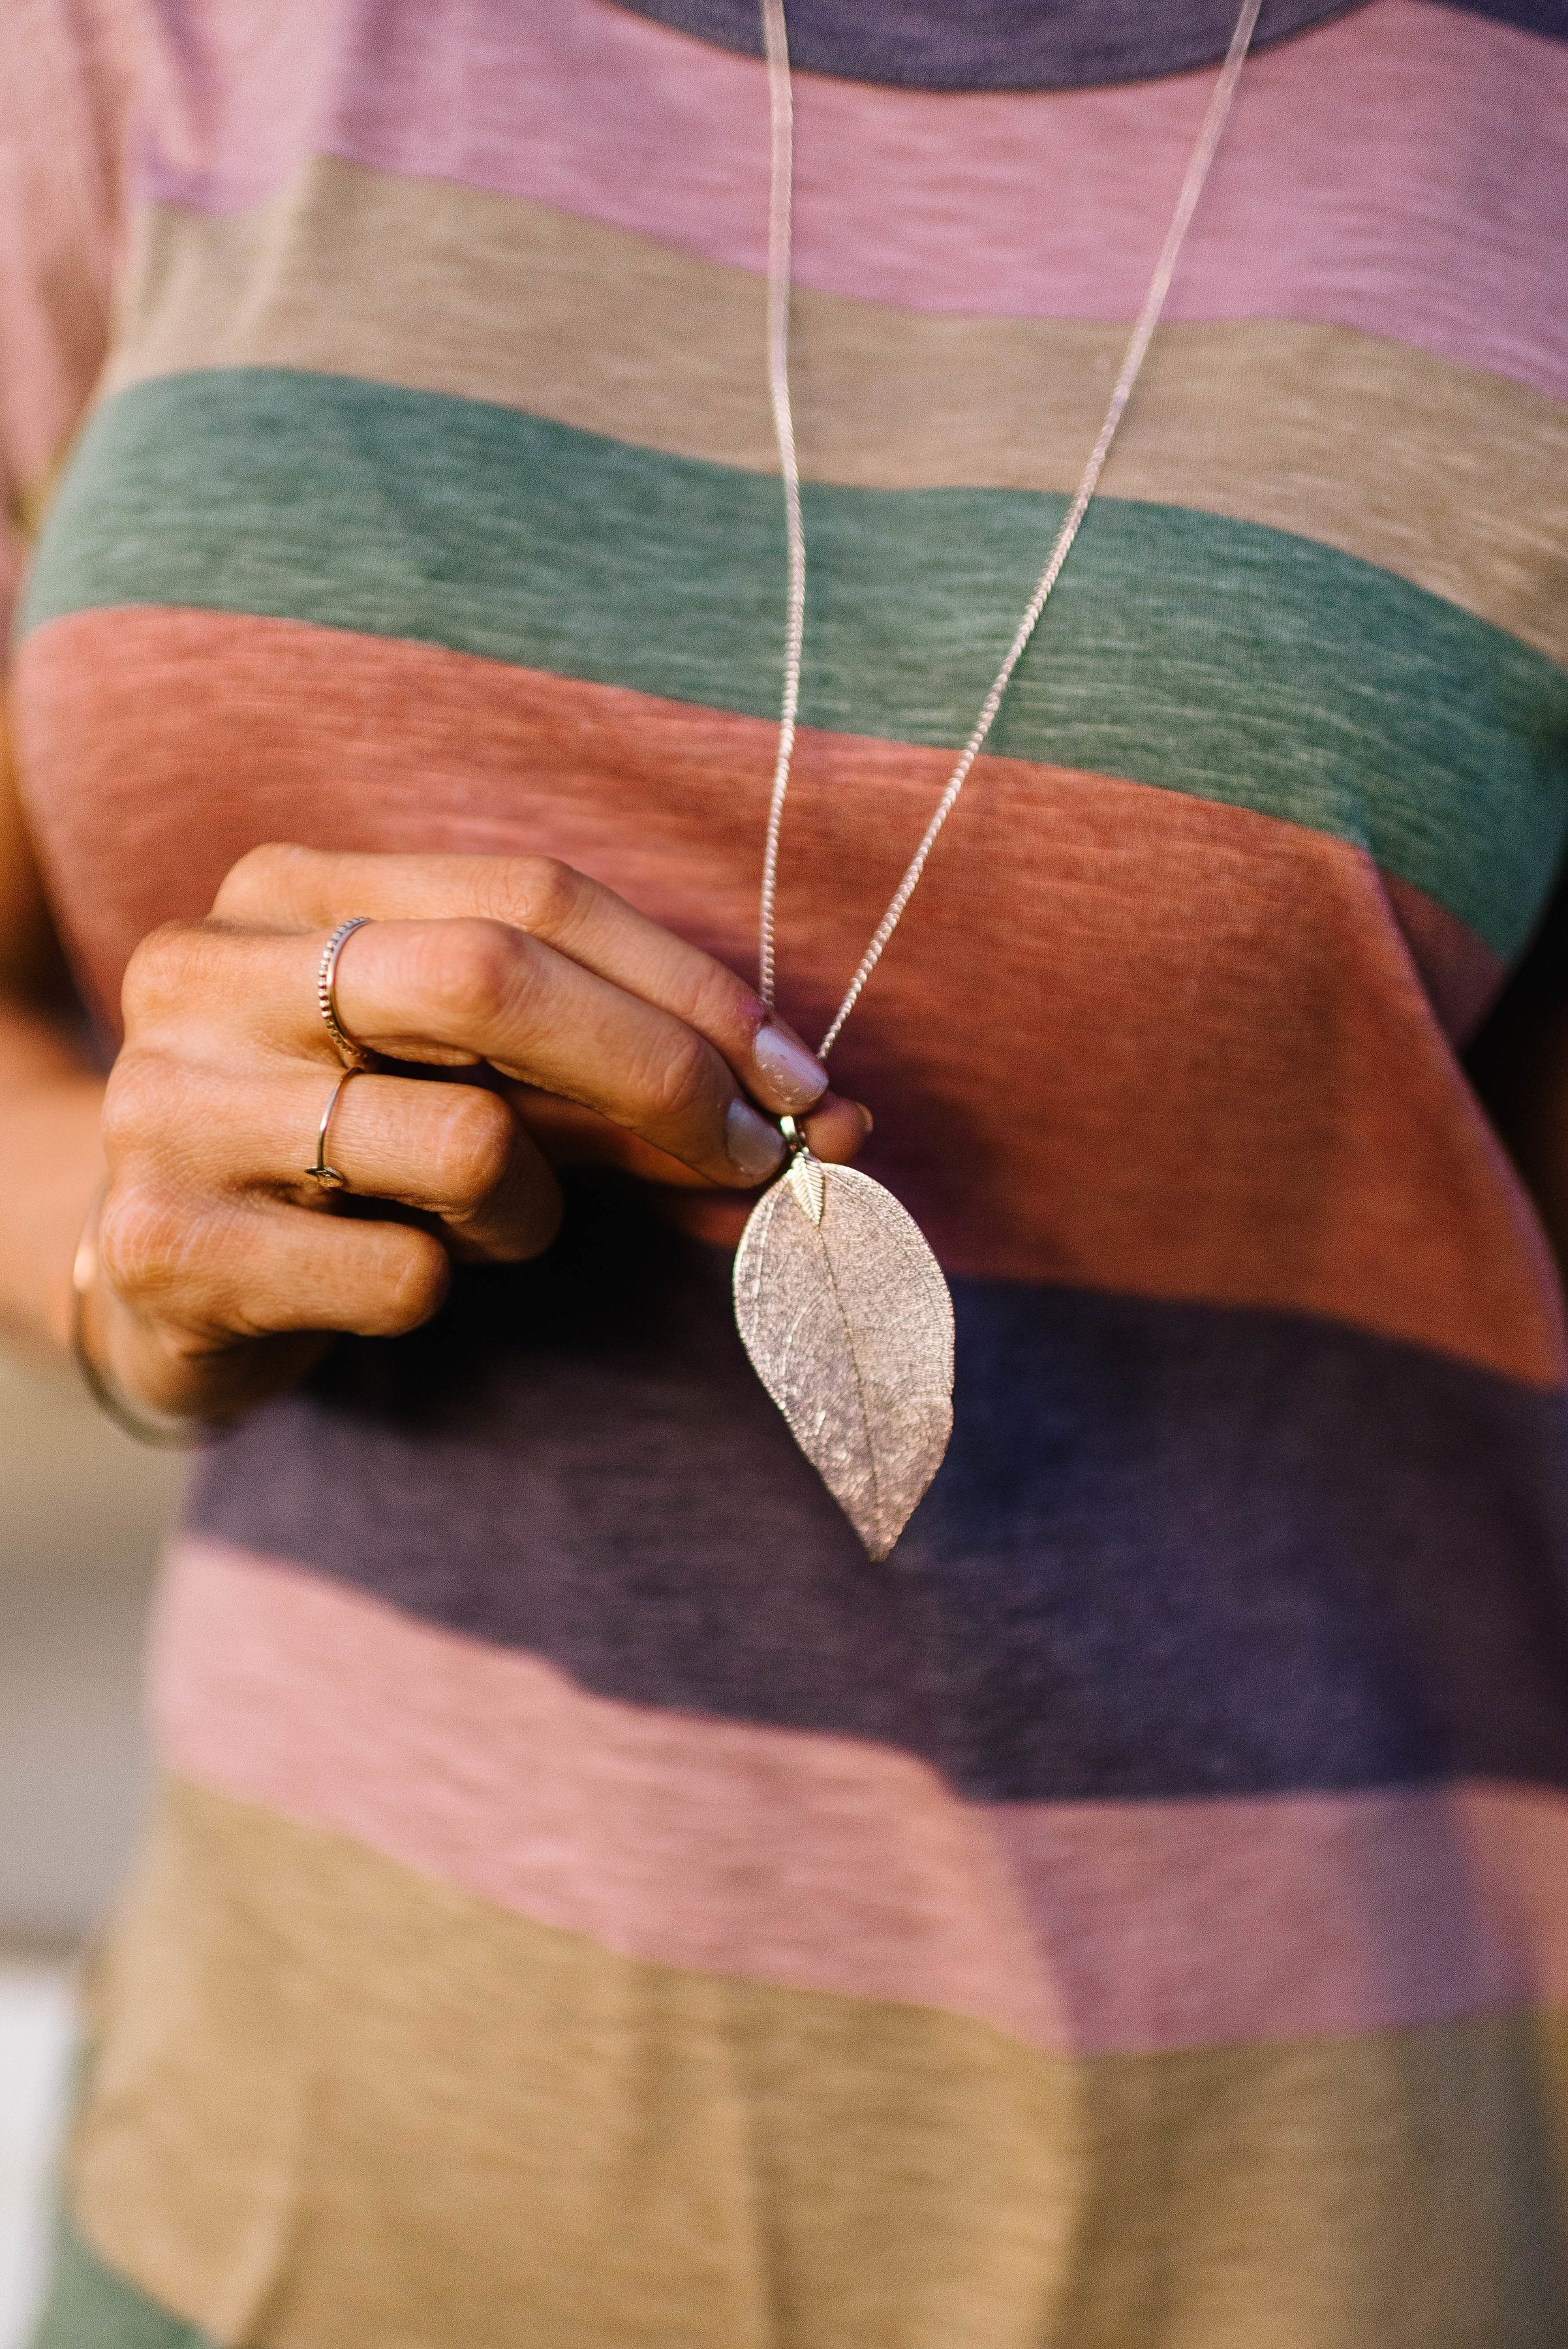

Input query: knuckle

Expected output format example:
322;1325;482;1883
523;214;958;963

429;1086;514;1208
100;1051;170;1162
506;855;579;936
210;840;316;919
372;1227;450;1334
686;960;758;1043
419;919;528;1030
641;1027;716;1131
97;1182;192;1306
120;921;202;1032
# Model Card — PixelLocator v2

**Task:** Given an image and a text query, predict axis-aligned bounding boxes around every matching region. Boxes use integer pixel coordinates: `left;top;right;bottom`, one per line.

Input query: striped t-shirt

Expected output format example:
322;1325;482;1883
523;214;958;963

9;0;1568;2340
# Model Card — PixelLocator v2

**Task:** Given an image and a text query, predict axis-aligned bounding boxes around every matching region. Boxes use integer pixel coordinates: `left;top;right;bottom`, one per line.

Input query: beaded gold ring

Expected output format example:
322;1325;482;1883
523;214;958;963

316;916;376;1069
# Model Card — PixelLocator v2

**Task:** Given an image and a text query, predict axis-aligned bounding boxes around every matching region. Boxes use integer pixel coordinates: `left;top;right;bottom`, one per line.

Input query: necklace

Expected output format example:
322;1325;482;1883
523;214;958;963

733;0;1265;1559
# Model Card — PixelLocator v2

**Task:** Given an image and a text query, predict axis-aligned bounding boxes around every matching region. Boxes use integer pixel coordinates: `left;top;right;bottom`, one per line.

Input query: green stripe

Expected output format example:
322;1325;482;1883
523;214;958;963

23;369;1568;957
30;2220;212;2348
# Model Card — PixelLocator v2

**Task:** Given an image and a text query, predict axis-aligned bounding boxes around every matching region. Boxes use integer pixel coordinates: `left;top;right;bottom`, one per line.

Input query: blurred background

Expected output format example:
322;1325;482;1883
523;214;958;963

0;1347;181;2347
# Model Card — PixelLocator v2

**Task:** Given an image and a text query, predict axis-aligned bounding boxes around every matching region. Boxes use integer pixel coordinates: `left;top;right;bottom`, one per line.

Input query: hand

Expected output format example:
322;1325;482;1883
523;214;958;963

89;845;867;1421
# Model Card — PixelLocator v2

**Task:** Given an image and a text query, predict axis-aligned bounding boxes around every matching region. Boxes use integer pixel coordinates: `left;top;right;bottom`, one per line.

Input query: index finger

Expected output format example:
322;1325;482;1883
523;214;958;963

212;844;829;1115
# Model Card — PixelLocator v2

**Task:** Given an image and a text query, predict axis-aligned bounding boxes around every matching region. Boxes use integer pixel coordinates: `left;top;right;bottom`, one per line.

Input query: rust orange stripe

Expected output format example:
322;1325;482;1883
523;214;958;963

15;606;1553;1384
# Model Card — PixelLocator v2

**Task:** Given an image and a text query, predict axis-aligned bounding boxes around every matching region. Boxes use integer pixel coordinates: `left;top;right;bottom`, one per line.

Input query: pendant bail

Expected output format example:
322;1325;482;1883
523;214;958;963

778;1113;810;1156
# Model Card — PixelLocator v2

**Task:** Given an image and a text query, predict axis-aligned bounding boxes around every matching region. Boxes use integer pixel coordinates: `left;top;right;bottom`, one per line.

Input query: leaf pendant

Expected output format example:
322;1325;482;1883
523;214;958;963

733;1148;955;1561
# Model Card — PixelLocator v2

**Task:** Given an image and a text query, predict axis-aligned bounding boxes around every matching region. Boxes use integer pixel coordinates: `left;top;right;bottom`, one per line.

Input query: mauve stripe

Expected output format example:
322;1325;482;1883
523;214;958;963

153;1538;1568;2055
136;0;1568;397
179;1267;1568;1804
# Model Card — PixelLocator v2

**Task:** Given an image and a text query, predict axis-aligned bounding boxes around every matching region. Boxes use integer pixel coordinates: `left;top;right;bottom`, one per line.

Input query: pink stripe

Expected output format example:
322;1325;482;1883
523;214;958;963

135;0;1568;396
153;1536;1568;2055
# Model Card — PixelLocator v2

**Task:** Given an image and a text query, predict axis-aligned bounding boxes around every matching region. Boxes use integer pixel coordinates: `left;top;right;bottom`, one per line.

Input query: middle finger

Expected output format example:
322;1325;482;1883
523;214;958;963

220;921;792;1188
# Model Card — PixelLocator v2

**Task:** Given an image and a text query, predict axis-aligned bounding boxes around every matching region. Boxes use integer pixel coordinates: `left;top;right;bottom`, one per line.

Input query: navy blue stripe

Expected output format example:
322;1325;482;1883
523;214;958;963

602;0;1367;89
1431;0;1568;38
185;1178;1568;1804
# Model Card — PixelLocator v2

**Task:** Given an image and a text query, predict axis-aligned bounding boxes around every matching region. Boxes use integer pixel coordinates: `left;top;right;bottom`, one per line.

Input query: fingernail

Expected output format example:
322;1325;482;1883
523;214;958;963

726;1099;787;1182
752;1022;829;1111
855;1102;874;1136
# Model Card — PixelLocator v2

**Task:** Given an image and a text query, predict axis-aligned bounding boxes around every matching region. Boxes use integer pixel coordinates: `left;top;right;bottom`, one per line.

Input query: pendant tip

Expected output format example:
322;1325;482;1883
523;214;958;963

786;1150;825;1223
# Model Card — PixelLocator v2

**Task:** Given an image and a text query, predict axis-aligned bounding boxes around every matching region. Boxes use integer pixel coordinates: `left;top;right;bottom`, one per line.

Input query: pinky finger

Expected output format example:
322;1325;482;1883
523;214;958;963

98;1184;451;1383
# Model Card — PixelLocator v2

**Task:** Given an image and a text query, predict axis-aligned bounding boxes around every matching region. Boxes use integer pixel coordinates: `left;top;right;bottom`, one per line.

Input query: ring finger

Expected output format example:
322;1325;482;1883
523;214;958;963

135;1058;564;1263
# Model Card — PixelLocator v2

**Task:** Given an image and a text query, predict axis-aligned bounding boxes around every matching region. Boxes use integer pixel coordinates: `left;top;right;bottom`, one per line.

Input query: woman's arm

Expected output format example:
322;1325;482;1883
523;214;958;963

0;703;106;1349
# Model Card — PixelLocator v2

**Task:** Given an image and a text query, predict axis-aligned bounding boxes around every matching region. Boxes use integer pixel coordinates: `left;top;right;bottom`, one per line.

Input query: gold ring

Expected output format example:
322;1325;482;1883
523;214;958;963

304;1067;364;1191
317;916;375;1068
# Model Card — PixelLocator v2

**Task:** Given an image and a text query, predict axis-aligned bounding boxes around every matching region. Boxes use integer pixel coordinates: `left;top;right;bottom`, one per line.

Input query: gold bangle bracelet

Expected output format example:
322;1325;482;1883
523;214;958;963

70;1188;212;1452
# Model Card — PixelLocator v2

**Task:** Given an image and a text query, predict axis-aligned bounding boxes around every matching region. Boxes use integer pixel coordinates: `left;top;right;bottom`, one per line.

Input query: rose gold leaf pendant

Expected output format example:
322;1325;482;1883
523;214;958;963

733;1148;954;1560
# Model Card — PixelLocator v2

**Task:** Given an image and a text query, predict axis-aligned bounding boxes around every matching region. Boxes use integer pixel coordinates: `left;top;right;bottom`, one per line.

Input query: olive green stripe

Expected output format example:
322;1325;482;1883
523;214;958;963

57;1777;1568;2349
110;158;1568;668
22;368;1568;957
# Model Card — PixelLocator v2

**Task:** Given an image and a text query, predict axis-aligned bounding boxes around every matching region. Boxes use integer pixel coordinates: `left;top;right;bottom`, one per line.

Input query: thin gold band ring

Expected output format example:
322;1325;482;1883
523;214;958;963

304;1066;365;1192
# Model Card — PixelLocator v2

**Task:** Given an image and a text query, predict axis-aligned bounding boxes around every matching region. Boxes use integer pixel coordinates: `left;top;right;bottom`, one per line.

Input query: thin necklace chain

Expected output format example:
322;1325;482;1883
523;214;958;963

757;0;1264;1058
